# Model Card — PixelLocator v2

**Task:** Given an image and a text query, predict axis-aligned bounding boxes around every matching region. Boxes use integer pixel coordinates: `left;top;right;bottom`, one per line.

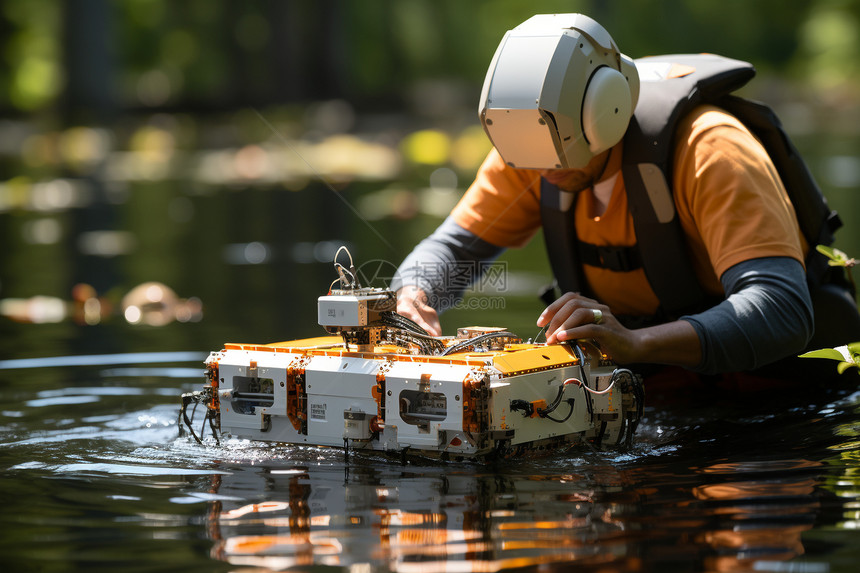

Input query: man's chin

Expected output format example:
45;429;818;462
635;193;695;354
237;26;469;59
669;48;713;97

540;169;592;191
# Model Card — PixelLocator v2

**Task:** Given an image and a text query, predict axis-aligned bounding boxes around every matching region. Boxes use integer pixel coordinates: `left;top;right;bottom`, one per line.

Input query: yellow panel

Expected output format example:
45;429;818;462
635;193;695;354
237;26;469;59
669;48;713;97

268;336;342;348
492;344;577;375
230;336;342;349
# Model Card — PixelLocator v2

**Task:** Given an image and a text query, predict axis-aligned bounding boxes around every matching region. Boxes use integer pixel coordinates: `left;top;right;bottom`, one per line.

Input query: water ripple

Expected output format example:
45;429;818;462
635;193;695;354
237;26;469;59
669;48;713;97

0;351;207;370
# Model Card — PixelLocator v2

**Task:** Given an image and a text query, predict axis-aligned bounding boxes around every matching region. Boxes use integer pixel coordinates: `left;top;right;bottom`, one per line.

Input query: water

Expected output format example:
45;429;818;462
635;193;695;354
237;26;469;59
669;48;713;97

1;348;859;572
2;116;860;571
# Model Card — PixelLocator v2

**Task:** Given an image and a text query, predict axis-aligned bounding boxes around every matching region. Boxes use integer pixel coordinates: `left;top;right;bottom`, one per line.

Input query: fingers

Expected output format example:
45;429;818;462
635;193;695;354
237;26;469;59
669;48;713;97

396;286;442;336
547;309;602;344
537;292;608;344
537;292;596;329
396;298;440;336
414;308;441;336
537;291;581;327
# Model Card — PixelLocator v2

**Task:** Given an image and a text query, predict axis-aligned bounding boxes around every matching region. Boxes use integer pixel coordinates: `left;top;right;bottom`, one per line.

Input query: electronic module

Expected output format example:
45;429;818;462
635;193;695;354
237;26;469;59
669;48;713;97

180;247;644;459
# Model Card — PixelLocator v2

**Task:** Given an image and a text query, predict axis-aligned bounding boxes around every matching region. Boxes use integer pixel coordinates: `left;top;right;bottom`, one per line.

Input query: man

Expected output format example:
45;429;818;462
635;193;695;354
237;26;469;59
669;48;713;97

392;13;857;378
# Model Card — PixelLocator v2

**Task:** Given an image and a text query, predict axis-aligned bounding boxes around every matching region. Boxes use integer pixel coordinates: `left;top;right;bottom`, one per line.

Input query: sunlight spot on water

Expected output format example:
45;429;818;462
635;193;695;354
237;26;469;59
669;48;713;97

26;395;100;407
37;387;144;397
10;461;47;470
0;351;207;370
753;560;830;572
81;414;120;423
138;414;173;427
53;462;230;476
169;492;244;505
101;367;202;378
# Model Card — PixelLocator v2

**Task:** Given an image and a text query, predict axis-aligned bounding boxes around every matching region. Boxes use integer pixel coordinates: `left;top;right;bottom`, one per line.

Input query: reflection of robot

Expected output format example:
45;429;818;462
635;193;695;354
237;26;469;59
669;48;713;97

199;457;828;571
205;465;630;571
181;247;643;458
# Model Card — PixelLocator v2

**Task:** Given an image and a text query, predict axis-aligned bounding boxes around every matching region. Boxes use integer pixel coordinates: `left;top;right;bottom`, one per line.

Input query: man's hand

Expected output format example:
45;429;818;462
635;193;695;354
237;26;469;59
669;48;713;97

396;286;441;336
537;292;639;362
537;292;702;367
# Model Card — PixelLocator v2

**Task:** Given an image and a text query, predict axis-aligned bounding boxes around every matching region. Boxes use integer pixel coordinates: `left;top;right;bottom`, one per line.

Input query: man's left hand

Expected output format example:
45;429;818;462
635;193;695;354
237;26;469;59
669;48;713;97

537;292;643;364
537;292;702;368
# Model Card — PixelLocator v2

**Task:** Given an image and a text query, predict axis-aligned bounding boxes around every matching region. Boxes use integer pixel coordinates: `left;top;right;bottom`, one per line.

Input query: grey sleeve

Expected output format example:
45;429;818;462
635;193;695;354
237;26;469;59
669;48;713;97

391;216;506;313
681;257;813;374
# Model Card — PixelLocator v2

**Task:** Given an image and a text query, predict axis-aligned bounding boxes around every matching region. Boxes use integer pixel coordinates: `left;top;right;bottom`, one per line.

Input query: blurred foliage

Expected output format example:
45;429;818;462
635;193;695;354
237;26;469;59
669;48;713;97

1;0;859;351
800;247;858;375
0;0;859;118
817;244;857;293
1;0;62;111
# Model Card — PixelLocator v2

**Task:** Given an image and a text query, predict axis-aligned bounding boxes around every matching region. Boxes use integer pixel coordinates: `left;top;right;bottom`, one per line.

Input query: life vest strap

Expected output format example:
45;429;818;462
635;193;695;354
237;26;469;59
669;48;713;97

578;242;642;273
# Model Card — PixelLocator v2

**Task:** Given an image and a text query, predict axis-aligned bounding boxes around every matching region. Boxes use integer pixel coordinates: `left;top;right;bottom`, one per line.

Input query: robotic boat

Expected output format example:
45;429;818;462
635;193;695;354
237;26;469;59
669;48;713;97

180;249;644;459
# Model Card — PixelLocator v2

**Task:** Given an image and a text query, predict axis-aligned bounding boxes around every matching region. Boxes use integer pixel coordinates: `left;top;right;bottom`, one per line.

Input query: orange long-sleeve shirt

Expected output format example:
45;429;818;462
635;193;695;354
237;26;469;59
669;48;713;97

451;105;806;317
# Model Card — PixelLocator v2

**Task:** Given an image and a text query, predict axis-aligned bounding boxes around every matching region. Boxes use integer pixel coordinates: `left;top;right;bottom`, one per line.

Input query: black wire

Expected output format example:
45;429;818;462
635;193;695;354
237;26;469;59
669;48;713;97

571;343;590;389
538;384;567;416
353;432;379;451
396;331;445;355
510;399;533;417
372;311;447;354
594;420;607;447
579;381;594;417
376;311;431;336
199;406;208;441
181;396;203;444
534;381;578;423
511;381;577;423
207;408;220;446
544;400;576;423
566;344;600;418
440;331;517;356
616;414;627;446
607;368;644;441
625;371;645;446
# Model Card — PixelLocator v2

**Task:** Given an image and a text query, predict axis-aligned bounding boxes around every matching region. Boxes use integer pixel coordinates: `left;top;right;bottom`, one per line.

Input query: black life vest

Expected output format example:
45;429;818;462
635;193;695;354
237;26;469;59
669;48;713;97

540;53;844;323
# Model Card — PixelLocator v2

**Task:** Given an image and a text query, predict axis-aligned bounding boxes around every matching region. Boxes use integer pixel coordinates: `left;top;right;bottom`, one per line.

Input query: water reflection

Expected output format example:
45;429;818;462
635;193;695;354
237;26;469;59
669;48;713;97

190;454;838;572
0;354;858;572
203;463;628;571
691;461;823;571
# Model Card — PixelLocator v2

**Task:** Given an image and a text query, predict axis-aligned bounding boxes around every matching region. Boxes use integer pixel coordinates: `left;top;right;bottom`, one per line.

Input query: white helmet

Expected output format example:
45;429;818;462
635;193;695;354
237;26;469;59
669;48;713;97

479;14;640;169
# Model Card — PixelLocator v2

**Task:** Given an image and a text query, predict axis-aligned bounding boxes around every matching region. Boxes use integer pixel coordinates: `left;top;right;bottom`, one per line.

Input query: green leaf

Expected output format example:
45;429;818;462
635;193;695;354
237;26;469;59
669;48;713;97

816;244;850;266
837;361;859;374
816;244;836;259
799;348;847;361
847;342;860;362
801;343;860;375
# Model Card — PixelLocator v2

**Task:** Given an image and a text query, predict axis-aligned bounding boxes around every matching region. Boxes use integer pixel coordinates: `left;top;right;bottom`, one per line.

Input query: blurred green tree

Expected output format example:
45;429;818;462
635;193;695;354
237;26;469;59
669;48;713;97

0;0;857;116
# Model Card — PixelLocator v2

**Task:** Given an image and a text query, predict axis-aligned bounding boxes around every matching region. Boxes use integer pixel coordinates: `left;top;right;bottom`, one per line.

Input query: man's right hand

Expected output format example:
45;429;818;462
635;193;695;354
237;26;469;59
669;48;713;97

396;286;441;336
